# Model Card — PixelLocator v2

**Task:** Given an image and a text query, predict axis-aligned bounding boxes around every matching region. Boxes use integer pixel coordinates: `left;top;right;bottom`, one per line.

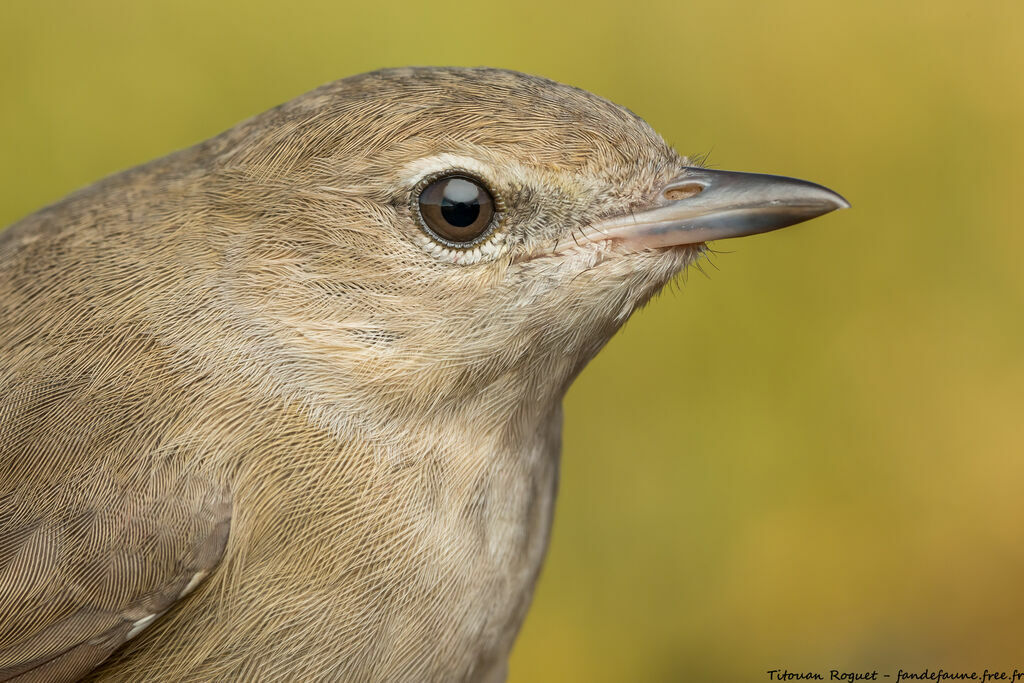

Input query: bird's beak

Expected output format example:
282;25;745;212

568;167;849;251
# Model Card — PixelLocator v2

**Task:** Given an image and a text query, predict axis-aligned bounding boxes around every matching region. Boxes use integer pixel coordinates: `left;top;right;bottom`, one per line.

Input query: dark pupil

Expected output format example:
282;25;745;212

440;179;481;227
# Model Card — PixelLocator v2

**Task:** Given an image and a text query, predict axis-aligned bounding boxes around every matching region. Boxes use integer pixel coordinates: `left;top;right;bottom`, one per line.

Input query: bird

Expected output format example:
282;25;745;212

0;67;847;682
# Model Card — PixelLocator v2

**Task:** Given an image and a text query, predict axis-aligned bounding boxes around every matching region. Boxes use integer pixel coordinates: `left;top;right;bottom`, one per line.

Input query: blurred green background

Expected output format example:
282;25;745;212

3;1;1022;680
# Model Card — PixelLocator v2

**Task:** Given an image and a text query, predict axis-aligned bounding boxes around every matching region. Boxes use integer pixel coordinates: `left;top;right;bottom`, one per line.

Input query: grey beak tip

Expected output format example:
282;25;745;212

800;181;850;214
831;194;852;211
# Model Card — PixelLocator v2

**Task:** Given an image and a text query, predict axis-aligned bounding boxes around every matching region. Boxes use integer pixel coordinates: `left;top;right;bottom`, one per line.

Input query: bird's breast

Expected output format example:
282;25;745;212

102;399;564;681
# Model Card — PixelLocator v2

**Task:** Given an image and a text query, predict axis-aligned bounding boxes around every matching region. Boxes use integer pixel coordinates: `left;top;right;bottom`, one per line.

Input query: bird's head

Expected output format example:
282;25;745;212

197;67;846;430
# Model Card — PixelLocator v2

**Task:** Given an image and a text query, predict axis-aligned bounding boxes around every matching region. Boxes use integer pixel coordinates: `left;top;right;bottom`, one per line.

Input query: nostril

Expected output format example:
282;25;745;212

664;183;705;201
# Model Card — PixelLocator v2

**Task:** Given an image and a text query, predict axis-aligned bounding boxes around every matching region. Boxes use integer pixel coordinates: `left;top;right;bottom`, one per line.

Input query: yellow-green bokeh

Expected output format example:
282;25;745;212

2;1;1022;680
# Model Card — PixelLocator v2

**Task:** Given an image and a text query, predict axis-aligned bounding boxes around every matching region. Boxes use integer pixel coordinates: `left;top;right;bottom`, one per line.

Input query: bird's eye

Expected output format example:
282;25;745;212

417;175;495;246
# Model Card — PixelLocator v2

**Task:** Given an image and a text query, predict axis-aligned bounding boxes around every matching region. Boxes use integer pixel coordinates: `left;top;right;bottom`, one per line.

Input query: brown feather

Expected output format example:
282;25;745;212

0;67;695;681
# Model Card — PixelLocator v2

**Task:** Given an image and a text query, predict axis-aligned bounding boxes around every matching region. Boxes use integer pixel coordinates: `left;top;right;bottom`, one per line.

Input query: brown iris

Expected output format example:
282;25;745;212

417;175;495;246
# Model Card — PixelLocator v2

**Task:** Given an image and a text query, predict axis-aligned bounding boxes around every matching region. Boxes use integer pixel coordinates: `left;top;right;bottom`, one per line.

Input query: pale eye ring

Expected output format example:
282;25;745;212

416;174;496;247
